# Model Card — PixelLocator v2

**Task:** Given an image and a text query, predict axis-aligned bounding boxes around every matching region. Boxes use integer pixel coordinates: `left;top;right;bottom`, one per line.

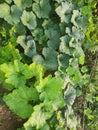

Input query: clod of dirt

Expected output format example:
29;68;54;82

0;101;25;130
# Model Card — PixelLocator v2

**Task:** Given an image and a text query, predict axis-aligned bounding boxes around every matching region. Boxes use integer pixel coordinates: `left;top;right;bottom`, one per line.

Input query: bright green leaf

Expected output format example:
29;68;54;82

0;60;32;88
29;62;45;82
3;87;38;118
79;56;85;65
82;6;91;15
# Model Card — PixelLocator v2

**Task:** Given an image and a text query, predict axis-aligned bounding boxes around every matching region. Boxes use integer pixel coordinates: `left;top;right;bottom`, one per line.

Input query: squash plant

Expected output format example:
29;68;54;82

0;0;97;130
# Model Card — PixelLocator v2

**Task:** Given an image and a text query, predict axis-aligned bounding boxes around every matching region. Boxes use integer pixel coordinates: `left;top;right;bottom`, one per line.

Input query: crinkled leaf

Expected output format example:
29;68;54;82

29;62;45;82
66;26;84;41
69;38;78;48
71;26;85;40
0;60;32;88
65;106;77;129
0;71;14;90
24;39;36;57
71;10;88;30
3;86;38;118
0;43;21;64
71;10;81;27
69;58;79;70
1;61;45;90
42;47;58;70
24;104;52;129
21;10;37;30
39;77;64;100
64;83;76;106
17;35;37;57
37;76;65;110
32;0;51;18
36;75;52;93
73;44;85;58
59;35;72;55
58;54;70;68
56;2;74;23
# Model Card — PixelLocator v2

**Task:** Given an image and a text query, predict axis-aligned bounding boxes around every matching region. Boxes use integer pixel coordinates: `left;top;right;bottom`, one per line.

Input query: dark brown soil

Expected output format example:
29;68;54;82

0;85;25;130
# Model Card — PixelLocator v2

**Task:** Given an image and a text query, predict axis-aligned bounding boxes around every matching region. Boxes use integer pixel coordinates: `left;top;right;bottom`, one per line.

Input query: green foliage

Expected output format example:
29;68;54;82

0;60;31;88
10;5;22;24
24;104;51;129
32;28;48;45
0;43;21;64
0;61;64;129
64;83;76;106
42;47;58;70
13;0;32;9
0;0;97;130
17;35;37;57
56;1;74;23
24;74;64;129
0;3;10;18
32;0;51;18
3;87;38;118
21;10;37;30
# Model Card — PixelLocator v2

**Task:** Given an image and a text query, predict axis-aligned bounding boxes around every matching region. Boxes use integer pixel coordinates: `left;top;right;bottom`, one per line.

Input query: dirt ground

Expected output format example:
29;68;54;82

0;85;25;130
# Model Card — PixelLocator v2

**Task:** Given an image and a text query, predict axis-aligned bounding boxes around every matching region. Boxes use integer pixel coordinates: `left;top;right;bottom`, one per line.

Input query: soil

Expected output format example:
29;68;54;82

0;85;25;130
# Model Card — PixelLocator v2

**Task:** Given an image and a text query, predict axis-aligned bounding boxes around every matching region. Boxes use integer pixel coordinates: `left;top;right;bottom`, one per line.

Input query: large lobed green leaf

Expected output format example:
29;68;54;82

3;86;39;118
